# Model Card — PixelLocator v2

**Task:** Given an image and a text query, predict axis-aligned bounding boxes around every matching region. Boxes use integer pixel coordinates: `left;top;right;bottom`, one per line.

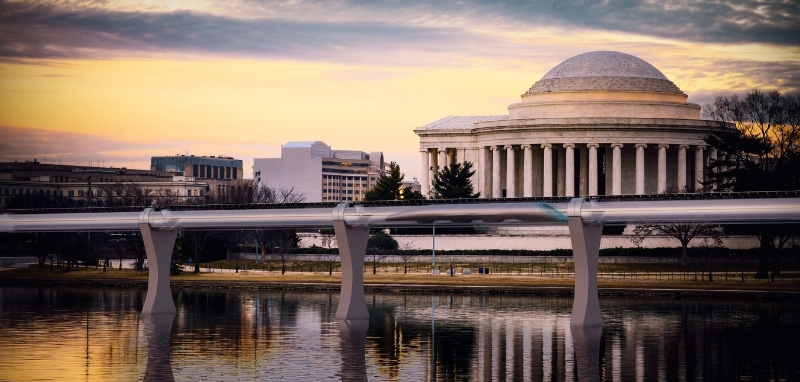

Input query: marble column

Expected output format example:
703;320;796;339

557;147;566;196
505;145;516;198
695;145;705;192
429;150;437;190
611;144;623;195
420;149;430;196
635;143;647;195
678;145;688;191
587;144;598;196
579;146;588;196
542;144;553;197
447;150;455;165
480;146;490;198
522;144;533;197
658;144;669;194
438;149;447;172
492;146;502;199
564;144;575;197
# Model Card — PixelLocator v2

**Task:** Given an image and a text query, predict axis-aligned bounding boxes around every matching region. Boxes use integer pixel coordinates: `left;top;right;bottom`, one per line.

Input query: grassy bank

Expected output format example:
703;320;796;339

2;265;799;293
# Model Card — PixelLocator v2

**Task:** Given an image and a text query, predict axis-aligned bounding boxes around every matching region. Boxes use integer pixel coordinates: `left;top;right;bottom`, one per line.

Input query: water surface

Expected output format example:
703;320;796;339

0;287;797;381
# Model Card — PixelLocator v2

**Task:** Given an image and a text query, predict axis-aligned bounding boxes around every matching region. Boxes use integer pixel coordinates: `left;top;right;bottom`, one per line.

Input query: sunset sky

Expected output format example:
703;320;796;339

1;0;798;181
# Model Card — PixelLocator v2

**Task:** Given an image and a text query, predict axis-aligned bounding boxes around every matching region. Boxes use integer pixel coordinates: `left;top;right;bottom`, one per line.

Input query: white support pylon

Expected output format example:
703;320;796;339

139;211;178;314
567;198;603;327
333;218;370;320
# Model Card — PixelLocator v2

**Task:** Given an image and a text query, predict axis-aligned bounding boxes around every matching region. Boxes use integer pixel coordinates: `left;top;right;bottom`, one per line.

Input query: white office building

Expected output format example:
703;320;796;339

253;141;385;203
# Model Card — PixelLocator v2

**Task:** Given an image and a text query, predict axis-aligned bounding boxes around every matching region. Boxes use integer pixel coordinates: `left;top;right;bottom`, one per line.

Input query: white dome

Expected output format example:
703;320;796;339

526;51;683;95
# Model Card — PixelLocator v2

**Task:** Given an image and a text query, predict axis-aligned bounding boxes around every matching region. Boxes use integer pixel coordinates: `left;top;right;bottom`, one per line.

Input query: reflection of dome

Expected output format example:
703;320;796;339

527;51;683;95
509;51;696;119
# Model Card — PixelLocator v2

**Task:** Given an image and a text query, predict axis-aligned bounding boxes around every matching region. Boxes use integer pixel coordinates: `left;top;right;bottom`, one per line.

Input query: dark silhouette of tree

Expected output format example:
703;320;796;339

252;185;305;264
319;229;339;275
365;162;424;201
366;231;398;274
632;223;723;266
264;230;300;275
181;230;210;273
704;90;800;279
398;241;418;274
432;161;480;199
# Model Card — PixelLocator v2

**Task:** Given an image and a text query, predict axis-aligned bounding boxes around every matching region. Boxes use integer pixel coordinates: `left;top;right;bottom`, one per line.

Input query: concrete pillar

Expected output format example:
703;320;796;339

587;144;598;196
479;147;490;198
678;144;688;191
542;144;553;197
492;146;502;199
140;221;178;315
611;143;623;196
438;149;447;172
333;219;370;320
143;313;176;382
635;143;647;195
505;145;516;198
658;144;669;194
420;149;430;197
564;144;575;197
695;145;705;192
447;149;455;165
568;216;603;327
522;145;533;197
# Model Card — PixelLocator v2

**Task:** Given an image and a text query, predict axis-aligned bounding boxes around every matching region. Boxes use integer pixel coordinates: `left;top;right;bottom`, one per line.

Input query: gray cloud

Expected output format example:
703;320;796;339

0;1;473;61
2;0;797;63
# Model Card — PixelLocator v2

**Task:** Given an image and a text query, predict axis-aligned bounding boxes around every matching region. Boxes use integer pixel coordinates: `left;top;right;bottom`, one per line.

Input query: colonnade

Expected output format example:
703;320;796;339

421;143;716;197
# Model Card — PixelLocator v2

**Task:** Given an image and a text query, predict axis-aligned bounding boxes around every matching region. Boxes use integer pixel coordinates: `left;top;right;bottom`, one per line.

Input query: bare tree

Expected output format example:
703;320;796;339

252;184;305;266
398;241;418;274
319;229;338;275
366;231;397;274
265;230;300;275
181;230;209;273
216;229;249;272
632;223;723;266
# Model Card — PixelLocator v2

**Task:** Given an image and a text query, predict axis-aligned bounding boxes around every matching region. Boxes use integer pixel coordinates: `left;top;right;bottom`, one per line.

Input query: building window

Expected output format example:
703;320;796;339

226;167;231;179
68;190;74;197
193;165;198;177
233;168;237;179
25;189;30;195
3;188;7;195
78;190;84;196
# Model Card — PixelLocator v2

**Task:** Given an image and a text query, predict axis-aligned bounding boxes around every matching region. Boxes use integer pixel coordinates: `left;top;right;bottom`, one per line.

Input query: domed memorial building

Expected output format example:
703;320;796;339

416;51;721;198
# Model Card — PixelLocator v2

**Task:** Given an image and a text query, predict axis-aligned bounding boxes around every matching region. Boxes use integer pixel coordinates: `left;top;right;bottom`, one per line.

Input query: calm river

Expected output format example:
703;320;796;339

0;286;798;381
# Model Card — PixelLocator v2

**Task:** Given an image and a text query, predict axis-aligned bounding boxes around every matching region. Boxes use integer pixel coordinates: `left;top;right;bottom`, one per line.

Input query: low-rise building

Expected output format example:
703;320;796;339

0;160;207;208
150;154;244;197
253;141;385;202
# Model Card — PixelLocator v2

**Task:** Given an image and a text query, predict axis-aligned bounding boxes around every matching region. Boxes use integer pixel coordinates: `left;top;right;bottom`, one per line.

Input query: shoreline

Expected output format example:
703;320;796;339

2;269;798;300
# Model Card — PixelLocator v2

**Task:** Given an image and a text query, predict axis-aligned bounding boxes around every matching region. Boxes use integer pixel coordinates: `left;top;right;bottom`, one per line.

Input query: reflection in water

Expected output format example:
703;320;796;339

143;313;176;382
0;287;799;381
338;319;368;382
572;325;602;382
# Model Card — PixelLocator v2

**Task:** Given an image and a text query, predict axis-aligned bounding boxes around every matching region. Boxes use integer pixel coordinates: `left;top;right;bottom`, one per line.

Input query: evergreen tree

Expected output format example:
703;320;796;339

365;162;425;201
432;161;481;199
